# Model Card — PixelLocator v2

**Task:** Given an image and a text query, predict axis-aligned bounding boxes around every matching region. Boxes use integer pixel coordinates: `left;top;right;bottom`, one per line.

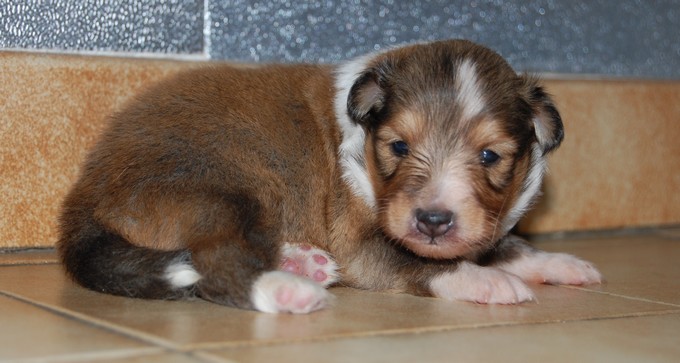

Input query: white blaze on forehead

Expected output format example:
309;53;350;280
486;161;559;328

427;162;473;208
455;59;486;122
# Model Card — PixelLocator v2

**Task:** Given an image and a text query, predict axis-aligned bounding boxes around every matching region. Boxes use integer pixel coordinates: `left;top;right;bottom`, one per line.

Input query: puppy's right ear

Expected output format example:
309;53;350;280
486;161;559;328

347;70;387;127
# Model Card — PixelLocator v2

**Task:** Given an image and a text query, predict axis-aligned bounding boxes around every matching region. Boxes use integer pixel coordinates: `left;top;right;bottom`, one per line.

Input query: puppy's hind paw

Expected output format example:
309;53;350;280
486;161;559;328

280;243;340;287
429;262;536;305
251;271;332;314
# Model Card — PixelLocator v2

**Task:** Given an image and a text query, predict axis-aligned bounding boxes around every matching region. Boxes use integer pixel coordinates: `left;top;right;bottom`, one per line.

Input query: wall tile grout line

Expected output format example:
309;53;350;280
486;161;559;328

0;249;59;266
202;0;212;59
528;224;680;243
0;261;59;267
0;47;211;62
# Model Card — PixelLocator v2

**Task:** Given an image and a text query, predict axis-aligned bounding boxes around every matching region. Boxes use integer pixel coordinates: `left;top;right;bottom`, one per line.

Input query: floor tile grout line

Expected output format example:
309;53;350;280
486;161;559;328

562;285;680;308
2;259;678;356
2;289;679;357
181;309;680;352
0;291;236;363
0;290;182;351
192;350;240;363
3;347;167;363
15;349;236;363
4;350;234;363
529;225;680;243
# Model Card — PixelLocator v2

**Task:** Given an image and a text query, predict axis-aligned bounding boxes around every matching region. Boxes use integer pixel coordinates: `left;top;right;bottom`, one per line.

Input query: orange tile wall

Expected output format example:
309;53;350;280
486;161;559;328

1;52;678;248
520;80;680;233
1;52;191;248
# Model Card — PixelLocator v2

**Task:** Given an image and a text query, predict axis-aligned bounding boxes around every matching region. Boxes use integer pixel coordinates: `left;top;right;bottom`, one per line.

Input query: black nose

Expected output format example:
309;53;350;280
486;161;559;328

415;209;454;238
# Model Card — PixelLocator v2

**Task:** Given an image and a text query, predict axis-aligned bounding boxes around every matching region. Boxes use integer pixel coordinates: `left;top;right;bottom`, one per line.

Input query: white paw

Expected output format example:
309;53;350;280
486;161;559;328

498;252;603;286
251;271;332;314
429;262;536;304
279;243;340;287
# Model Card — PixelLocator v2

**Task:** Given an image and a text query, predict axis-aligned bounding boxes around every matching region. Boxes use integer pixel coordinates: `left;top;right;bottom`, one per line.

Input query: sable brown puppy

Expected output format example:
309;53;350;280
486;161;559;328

59;40;601;313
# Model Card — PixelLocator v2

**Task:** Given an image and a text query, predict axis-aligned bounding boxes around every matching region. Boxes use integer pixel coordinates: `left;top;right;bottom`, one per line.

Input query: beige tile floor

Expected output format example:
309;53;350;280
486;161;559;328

1;229;679;363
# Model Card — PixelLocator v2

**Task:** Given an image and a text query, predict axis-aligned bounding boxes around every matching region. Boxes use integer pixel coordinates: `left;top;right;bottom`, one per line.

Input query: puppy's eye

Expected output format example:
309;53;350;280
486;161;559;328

391;141;410;157
480;149;500;166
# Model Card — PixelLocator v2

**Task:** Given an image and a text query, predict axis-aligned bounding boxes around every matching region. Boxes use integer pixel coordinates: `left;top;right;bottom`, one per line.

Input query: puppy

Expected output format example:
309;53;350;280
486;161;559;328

58;40;601;314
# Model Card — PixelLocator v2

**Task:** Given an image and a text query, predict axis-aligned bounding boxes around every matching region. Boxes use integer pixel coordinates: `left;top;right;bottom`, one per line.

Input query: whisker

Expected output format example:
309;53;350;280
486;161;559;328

488;193;510;248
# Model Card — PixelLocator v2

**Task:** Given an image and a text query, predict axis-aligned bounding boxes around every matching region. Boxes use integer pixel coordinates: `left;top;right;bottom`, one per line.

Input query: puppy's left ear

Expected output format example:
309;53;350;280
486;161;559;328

523;77;564;155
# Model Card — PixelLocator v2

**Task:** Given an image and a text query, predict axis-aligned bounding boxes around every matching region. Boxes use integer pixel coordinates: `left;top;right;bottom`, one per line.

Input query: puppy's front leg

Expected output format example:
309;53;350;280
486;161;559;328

482;235;603;286
341;237;536;304
425;234;602;304
428;261;536;304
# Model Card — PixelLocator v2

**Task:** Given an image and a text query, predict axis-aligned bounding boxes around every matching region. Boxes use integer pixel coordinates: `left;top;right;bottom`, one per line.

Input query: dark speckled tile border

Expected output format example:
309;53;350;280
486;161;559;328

0;1;204;55
209;0;680;79
1;1;679;79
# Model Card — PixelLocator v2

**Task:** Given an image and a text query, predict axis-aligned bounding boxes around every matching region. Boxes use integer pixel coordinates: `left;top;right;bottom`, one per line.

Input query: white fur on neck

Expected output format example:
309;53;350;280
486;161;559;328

334;53;377;209
501;144;547;233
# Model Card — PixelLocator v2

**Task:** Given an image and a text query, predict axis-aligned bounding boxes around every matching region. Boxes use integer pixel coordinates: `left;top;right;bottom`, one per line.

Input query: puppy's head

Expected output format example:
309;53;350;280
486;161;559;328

340;40;563;259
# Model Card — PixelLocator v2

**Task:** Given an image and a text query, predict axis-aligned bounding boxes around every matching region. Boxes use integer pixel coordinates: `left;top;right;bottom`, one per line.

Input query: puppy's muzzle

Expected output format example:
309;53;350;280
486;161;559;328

415;208;454;239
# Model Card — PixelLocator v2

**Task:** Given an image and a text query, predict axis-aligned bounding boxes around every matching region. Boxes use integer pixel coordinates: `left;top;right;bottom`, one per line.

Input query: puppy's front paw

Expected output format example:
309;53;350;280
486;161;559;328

429;262;535;304
498;252;603;286
251;271;332;314
280;243;340;287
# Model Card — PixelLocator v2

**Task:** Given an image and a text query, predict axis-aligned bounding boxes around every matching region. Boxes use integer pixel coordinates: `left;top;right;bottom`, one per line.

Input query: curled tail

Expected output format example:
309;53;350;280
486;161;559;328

58;221;200;300
57;197;333;313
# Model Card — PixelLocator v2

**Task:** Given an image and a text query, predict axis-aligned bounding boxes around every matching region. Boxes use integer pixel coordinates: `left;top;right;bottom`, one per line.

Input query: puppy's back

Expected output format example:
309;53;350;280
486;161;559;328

58;63;339;309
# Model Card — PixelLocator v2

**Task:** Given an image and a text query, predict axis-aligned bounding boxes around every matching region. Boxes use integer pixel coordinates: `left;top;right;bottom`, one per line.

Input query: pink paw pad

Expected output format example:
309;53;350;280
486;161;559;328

280;243;340;287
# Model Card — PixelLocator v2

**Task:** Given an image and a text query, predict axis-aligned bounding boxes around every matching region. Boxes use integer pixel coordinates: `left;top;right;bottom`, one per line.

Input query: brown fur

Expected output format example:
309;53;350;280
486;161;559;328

345;42;545;261
58;40;568;309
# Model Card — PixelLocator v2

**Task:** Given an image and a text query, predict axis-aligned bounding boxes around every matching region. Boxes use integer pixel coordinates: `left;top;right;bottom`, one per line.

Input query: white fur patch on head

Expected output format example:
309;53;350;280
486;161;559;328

455;59;486;122
430;161;473;207
501;144;546;233
334;53;378;208
165;262;201;288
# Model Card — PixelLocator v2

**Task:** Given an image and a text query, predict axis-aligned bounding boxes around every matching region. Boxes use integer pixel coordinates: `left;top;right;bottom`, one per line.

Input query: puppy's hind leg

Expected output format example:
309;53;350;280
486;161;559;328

279;242;340;287
188;195;331;314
